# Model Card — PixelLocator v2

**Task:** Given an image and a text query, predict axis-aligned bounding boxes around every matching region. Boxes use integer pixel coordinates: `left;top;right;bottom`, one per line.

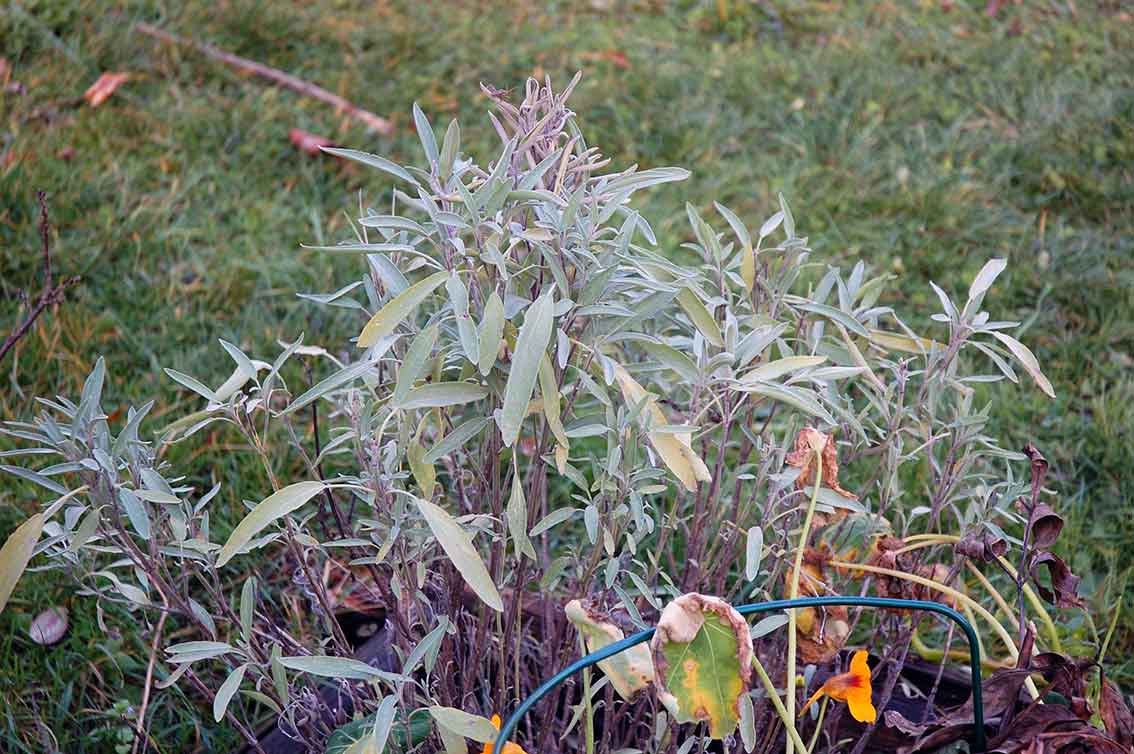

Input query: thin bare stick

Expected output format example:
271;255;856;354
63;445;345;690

0;192;80;365
132;594;170;754
133;22;393;135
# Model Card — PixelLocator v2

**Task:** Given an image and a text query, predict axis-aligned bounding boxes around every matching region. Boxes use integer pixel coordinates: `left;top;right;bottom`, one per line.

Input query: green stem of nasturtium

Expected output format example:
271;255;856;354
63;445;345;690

891;533;1062;654
578;633;595;754
785;447;824;754
830;559;1041;700
805;696;828;754
751;655;810;754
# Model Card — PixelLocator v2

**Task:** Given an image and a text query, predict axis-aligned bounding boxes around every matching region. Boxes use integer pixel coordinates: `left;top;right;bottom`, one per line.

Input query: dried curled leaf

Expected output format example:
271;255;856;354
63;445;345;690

651;593;753;738
864;537;956;609
785;428;857;527
564;599;654;700
1030;552;1083;609
783;552;850;663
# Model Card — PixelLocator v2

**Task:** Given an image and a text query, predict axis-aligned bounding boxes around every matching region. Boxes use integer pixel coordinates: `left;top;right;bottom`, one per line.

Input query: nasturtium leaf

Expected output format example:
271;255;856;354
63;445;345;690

217;481;328;567
651;593;754;739
0;513;44;613
565;599;654;700
358;271;448;348
414;497;503;612
498;291;555;447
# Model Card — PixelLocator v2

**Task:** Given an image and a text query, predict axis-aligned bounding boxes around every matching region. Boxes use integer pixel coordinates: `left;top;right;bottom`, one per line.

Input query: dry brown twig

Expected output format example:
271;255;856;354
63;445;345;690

133;22;393;135
0;192;81;365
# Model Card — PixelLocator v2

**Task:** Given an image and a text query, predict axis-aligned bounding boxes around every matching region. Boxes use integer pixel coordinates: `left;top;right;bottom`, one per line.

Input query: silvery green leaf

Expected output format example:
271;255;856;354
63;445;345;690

164;368;218;403
400;383;488;410
794;302;869;338
639;341;699;383
213;664;247;722
498;291;555;447
759;210;785;240
714;201;751;251
584;505;599;544
414;497;502;611
0;465;67;495
284;359;376;415
240;576;256;641
929;281;959;323
735;380;834;424
412;102;439;165
321;147;420;187
166;641;234;660
279;655;385;680
989;332;1055;398
370;695;400;754
424;417;490;464
676;289;723;347
749;614;788;639
367;254;410;296
530;507;580;537
403;617;448;675
217;481;328;566
739;692;756;753
393;325;439;406
439;119;460;182
964;258;1007;319
507;473;536;560
358;215;429;237
303;242;418;255
446;273;479;364
357;270;449;348
745;527;763;581
777;192;795;239
477;291;505;376
602;167;690;197
118;489;151;540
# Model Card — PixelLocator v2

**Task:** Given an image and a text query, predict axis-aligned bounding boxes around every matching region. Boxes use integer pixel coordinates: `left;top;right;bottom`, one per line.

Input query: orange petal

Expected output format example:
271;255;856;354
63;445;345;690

845;685;877;723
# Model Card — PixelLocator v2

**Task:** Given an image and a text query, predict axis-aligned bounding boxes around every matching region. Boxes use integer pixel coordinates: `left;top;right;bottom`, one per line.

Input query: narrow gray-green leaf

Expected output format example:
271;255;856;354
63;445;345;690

393;325;439;406
413;103;439;165
439;119;460;182
214;664;247;722
424;417;491;464
989;332;1055;399
506;473;536;560
358;270;449;348
240;577;256;641
530;507;580;537
164;368;218;402
279;655;383;681
217;481;328;566
498;292;555;447
965;258;1007;316
477;291;505;376
403;617;449;675
415;497;502;611
736;380;834;424
118;489;152;541
778;192;795;239
795;302;869;338
745;527;763;581
284;358;376;415
321;147;420;187
676;289;723;347
400;383;488;410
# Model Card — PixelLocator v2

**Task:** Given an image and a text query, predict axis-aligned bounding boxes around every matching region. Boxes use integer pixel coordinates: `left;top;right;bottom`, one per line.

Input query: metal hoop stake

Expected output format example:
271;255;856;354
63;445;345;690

493;596;986;753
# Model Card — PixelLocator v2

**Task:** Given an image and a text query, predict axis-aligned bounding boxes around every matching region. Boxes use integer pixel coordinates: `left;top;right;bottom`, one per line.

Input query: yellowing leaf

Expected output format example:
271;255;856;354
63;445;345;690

651;594;753;739
414;497;503;611
612;363;710;491
676;289;723;348
217;481;327;567
990;332;1055;399
565;599;655;700
740;243;755;293
358;271;448;347
0;513;44;613
867;329;941;355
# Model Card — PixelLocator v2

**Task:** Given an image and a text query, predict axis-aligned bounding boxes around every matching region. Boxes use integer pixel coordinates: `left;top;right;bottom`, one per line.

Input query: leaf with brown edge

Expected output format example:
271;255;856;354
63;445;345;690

1030;552;1083;609
785;428;857;526
954;527;1008;562
651;593;753;739
564;599;654;700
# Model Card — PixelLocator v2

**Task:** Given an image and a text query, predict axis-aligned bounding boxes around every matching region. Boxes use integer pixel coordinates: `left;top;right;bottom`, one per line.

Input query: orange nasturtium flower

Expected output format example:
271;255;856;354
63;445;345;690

481;715;531;754
799;650;877;724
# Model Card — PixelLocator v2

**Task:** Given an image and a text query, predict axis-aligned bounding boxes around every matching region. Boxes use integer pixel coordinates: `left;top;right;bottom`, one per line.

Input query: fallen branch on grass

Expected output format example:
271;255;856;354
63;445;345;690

133;22;394;135
0;192;80;365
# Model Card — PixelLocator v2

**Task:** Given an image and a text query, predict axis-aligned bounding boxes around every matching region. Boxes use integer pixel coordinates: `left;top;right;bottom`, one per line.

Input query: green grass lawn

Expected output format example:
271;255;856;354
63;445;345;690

2;0;1133;750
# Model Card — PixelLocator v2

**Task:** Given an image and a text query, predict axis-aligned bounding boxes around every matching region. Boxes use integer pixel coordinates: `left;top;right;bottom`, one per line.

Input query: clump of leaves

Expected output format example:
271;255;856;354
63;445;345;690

1;74;1123;754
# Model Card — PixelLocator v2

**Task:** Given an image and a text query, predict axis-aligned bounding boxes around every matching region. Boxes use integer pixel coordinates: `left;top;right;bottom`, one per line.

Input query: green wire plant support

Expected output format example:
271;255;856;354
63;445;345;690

493;596;987;753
